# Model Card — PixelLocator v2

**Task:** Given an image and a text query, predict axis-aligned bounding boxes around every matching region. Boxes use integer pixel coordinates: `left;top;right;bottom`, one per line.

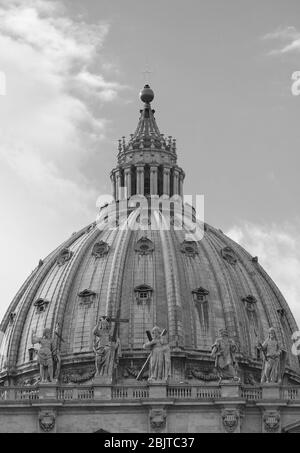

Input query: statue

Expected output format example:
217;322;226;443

211;329;240;383
93;316;121;379
31;328;55;383
259;327;285;384
140;326;171;382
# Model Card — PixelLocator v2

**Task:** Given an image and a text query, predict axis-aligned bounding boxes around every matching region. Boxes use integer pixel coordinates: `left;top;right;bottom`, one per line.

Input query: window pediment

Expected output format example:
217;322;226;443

34;298;50;314
92;241;110;258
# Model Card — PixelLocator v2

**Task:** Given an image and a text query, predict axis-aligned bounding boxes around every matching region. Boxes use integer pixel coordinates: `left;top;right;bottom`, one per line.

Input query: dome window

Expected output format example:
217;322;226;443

56;248;73;267
34;298;50;314
192;287;209;303
92;241;110;259
134;285;153;304
78;289;97;307
181;240;198;257
221;246;237;265
135;237;154;255
242;295;257;312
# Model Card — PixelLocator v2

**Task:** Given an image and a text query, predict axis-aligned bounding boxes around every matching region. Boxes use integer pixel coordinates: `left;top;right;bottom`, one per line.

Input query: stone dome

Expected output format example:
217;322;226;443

0;86;299;386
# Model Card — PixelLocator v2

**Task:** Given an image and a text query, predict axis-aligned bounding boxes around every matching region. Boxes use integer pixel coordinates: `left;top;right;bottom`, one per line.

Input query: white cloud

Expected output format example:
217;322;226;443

226;222;300;327
263;26;300;55
0;0;124;213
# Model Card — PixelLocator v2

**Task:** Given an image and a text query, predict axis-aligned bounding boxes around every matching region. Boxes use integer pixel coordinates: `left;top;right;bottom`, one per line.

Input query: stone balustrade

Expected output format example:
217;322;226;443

0;383;299;404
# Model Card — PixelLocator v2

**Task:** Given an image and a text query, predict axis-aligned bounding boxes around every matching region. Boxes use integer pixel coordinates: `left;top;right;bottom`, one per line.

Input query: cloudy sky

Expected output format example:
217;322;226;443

0;0;299;325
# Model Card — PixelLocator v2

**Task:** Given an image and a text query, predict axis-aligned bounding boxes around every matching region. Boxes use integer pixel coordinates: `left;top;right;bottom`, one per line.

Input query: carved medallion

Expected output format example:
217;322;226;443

242;295;257;312
33;298;50;314
150;408;167;431
222;409;240;433
39;411;55;432
263;410;280;433
221;246;237;265
78;289;97;307
56;248;73;266
135;237;154;255
92;241;110;258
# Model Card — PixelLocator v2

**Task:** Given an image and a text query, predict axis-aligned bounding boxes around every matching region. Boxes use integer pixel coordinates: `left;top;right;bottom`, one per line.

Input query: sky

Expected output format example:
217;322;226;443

0;0;299;325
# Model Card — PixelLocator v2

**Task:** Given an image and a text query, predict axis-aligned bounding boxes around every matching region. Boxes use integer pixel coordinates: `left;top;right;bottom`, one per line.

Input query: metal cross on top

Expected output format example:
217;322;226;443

142;66;154;84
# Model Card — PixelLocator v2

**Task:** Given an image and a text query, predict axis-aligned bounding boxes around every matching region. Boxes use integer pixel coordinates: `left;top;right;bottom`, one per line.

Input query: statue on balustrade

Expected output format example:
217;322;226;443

31;328;55;383
211;329;240;384
141;326;171;382
93;316;121;379
259;327;286;384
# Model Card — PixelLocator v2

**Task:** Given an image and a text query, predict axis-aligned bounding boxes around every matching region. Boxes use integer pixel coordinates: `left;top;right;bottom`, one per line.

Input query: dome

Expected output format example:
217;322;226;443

0;86;299;386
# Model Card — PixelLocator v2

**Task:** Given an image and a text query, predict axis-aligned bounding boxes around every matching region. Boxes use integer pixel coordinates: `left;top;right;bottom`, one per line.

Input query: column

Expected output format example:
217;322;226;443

115;169;122;201
150;165;158;195
124;167;132;198
110;173;116;200
163;166;171;196
136;165;145;195
173;168;179;196
179;172;184;197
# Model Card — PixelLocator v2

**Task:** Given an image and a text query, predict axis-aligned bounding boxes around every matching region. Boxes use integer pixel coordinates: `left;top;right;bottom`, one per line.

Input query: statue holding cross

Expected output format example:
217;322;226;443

92;315;128;381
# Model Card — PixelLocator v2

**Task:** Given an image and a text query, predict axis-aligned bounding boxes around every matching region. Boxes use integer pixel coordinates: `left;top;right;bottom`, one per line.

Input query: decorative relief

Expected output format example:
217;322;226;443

221;246;237;265
56;248;73;266
222;409;240;433
263;410;280;433
61;367;96;384
149;408;167;431
33;298;50;314
180;240;198;257
242;295;257;312
92;241;110;258
135;237;154;255
9;312;16;325
187;367;219;382
78;289;97;307
134;284;153;305
39;410;56;433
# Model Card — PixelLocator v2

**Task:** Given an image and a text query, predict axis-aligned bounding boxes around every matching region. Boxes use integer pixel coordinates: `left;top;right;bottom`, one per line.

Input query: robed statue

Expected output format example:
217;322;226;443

259;327;286;384
93;316;121;378
141;326;171;382
31;328;56;383
211;329;240;383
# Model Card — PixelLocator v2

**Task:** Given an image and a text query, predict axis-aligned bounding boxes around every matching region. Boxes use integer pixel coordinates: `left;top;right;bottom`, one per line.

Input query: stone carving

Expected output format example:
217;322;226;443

222;409;240;433
123;366;149;380
150;408;167;431
263;410;280;433
135;237;154;255
93;316;121;379
78;289;97;307
242;295;257;312
33;298;50;314
31;328;56;383
62;367;96;384
56;248;73;266
221;246;237;265
180;240;198;257
259;327;286;384
39;410;55;432
141;326;171;382
188;367;219;382
211;329;240;383
92;241;110;258
52;323;63;382
9;312;16;325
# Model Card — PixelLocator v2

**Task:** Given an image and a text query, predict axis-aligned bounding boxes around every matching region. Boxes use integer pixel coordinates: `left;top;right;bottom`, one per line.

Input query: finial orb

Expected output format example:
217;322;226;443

140;84;154;103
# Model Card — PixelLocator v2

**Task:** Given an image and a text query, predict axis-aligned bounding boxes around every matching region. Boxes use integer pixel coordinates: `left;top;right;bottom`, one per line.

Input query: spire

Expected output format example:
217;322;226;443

119;85;176;155
111;85;185;200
